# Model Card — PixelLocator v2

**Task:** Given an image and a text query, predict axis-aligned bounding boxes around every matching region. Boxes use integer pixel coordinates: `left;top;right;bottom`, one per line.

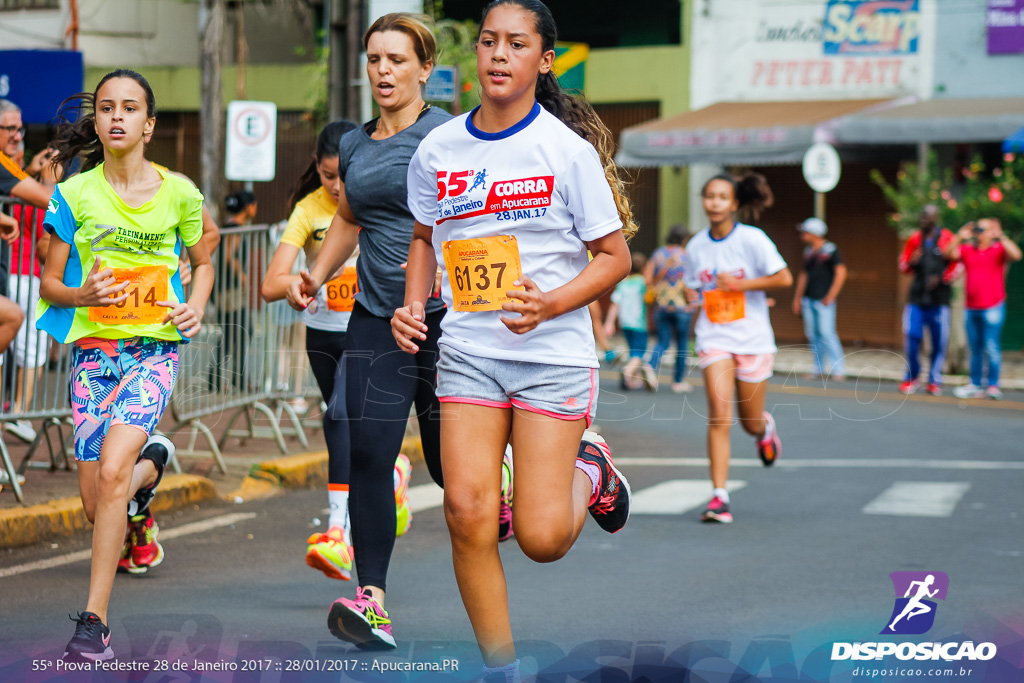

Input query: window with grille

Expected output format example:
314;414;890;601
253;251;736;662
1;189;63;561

0;0;60;10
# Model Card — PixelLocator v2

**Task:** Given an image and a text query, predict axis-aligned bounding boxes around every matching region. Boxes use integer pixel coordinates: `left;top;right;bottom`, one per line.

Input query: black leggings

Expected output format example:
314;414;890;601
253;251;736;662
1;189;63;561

305;328;349;487
340;302;444;590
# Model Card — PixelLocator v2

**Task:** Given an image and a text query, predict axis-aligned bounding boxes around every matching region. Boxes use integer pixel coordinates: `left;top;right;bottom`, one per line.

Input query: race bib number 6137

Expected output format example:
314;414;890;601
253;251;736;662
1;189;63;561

442;235;523;312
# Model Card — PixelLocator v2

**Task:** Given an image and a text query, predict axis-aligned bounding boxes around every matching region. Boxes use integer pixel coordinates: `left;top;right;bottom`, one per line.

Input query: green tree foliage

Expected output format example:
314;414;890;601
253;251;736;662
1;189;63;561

430;17;481;114
872;153;1024;241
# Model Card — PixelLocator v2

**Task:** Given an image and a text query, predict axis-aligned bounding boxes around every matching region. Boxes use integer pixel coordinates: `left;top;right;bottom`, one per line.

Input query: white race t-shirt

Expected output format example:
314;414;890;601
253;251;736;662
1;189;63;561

408;103;622;367
684;223;788;354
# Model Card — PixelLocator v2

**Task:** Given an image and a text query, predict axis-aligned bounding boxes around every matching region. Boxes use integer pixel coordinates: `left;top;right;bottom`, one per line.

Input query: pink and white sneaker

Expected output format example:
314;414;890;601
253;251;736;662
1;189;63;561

328;587;396;650
757;411;780;466
701;496;733;524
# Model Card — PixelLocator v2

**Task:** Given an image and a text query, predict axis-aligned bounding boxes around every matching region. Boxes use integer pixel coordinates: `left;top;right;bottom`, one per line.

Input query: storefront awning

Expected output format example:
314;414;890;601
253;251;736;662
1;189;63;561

1003;126;1024;154
836;98;1024;145
616;99;894;168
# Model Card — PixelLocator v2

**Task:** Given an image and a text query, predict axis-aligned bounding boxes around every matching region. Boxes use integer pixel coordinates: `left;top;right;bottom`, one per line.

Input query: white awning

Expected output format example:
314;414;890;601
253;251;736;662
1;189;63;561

616;99;895;167
836;98;1024;145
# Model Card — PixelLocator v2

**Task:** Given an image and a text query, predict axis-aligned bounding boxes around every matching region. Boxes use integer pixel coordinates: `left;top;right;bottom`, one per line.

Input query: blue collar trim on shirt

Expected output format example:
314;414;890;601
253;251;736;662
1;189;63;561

709;222;739;242
465;102;541;141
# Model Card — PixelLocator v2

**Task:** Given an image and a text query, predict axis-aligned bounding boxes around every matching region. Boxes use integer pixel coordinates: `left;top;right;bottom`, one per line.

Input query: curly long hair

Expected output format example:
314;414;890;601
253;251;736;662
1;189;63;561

478;1;638;241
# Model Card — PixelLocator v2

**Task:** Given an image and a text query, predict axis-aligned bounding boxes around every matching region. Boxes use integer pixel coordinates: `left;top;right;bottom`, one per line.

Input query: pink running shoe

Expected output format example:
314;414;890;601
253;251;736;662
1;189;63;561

757;411;780;467
327;587;396;650
701;496;733;523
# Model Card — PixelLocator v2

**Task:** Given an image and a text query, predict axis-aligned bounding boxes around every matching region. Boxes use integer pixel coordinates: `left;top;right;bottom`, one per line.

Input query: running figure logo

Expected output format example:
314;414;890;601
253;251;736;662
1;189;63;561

881;571;949;635
469;169;488;192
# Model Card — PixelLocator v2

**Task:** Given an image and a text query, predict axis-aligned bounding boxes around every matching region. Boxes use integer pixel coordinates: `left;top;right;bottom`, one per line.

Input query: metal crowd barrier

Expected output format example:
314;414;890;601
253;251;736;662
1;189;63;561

166;222;321;472
0;197;321;503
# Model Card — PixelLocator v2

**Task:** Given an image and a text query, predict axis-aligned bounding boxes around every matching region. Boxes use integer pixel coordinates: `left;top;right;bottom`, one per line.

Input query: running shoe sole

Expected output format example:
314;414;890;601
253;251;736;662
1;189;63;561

327;601;397;650
130;541;163;573
306;547;352;581
701;510;733;523
63;647;115;662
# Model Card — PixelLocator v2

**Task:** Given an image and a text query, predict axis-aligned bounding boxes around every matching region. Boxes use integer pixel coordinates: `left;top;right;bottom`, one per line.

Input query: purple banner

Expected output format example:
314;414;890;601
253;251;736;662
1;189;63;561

988;0;1024;54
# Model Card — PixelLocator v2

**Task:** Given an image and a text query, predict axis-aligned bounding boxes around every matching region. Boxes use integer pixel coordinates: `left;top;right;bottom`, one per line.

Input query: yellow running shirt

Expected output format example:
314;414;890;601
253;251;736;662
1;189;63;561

279;186;357;332
38;163;204;343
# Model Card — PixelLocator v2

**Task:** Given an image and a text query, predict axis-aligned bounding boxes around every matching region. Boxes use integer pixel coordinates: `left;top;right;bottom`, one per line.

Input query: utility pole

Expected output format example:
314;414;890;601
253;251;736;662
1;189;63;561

328;0;362;122
200;0;227;224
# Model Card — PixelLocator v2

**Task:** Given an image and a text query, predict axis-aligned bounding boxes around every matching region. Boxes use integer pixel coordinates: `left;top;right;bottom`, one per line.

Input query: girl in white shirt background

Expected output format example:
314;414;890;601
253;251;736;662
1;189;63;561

394;1;636;680
684;173;792;524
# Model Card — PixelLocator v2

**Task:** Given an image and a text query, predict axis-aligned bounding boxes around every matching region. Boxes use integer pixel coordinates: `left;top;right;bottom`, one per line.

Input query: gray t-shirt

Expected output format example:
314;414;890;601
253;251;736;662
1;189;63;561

338;106;451;318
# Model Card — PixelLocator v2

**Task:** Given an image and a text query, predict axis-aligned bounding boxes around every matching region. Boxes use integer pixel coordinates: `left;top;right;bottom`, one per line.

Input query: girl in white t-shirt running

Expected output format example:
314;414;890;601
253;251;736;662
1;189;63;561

394;2;635;679
684;173;792;524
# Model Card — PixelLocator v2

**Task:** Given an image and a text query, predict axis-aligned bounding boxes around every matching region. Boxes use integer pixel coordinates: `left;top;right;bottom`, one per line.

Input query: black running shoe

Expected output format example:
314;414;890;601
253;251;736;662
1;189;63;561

63;612;113;662
577;431;631;533
128;435;175;517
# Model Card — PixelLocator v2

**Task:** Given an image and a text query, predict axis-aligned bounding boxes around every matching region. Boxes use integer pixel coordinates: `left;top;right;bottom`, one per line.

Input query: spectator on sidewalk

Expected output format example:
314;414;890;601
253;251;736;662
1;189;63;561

645;224;695;393
216;190;257;391
898;205;960;396
945;218;1022;400
605;252;656;391
0;99;51;209
791;217;847;382
4;155;60;443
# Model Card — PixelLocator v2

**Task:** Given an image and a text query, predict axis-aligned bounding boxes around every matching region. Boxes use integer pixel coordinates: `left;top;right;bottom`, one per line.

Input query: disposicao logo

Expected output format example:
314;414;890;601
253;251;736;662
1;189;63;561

831;571;997;663
882;571;948;635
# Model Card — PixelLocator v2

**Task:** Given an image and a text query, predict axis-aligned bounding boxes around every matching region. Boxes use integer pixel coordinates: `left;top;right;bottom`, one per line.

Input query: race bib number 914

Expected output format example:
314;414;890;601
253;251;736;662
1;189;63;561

442;235;523;312
88;265;169;325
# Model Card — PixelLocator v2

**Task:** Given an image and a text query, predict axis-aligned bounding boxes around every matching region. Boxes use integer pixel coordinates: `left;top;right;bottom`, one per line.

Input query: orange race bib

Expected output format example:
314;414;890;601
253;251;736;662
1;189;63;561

703;289;745;324
325;267;359;312
88;265;169;325
442;235;523;312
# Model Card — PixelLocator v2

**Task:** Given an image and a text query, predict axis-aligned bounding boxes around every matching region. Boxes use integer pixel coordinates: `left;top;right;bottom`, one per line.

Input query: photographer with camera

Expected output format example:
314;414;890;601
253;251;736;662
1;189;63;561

945;218;1022;399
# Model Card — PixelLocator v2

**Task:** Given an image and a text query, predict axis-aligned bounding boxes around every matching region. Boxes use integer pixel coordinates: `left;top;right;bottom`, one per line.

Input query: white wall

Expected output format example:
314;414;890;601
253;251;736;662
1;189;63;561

690;0;935;108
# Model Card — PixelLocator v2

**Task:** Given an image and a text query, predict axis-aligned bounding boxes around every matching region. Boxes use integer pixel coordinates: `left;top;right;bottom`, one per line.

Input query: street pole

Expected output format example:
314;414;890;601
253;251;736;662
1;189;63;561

199;0;226;225
328;0;344;121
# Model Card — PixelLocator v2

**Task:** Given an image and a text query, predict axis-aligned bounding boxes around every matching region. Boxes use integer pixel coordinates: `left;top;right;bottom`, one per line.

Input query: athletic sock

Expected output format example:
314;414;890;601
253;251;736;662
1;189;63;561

760;413;774;443
575;460;601;504
481;659;521;683
328;489;351;544
713;487;730;504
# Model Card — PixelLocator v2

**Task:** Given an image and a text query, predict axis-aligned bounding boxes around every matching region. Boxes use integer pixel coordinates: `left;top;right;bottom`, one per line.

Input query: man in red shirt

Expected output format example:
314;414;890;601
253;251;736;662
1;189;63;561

944;218;1022;399
897;205;961;396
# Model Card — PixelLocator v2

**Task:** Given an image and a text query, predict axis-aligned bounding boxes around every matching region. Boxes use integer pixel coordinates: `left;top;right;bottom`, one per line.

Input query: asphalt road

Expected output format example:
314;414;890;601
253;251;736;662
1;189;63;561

2;376;1022;683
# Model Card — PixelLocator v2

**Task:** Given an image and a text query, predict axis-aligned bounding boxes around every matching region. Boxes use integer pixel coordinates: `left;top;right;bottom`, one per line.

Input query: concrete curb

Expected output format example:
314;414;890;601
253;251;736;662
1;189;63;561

0;436;426;549
225;435;425;503
0;474;216;549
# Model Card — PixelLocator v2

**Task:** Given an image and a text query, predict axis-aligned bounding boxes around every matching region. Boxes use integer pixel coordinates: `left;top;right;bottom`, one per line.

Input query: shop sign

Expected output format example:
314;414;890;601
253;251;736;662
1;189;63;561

823;1;921;55
987;0;1024;54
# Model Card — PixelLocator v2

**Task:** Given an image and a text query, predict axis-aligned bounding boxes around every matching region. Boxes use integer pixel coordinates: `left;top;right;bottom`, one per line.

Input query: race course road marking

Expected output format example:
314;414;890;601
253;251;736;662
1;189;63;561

408;483;445;513
862;482;971;518
0;512;258;580
631;479;747;515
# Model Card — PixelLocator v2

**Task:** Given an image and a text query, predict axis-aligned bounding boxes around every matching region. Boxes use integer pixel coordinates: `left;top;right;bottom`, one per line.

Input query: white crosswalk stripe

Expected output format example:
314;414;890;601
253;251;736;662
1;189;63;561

862;482;971;518
406;479;976;519
408;483;445;513
630;480;747;515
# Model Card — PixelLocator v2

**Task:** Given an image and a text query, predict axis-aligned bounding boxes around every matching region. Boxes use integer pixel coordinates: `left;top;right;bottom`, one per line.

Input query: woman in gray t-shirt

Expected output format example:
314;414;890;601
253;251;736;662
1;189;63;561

286;13;449;651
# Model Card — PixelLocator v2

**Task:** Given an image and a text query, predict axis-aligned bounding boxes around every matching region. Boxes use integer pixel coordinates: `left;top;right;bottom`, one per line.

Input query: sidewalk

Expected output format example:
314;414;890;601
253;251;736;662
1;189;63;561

2;345;1020;549
622;341;1024;389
